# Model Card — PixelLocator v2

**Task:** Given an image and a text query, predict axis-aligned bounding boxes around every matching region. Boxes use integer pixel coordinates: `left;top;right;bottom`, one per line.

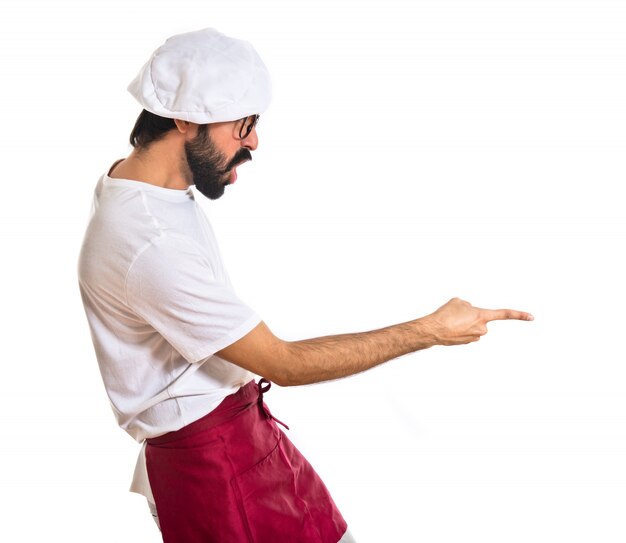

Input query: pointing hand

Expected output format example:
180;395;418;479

424;297;534;346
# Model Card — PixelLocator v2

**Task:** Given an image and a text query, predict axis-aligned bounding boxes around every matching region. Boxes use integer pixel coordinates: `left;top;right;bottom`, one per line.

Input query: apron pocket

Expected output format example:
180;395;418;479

231;434;323;543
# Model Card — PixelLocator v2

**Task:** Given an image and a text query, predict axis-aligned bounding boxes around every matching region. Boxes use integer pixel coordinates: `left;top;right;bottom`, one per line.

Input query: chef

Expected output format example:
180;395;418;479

78;27;533;543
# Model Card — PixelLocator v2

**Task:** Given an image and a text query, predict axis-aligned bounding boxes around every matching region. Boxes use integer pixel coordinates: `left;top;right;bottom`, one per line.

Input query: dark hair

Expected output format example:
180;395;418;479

129;109;177;149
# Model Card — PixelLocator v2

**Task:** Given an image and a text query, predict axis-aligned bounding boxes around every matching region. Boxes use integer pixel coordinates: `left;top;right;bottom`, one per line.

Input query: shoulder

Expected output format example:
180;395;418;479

126;233;217;287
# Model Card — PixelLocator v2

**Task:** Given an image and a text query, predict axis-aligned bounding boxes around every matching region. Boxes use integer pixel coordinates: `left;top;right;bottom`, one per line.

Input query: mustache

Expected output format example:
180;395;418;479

222;148;252;173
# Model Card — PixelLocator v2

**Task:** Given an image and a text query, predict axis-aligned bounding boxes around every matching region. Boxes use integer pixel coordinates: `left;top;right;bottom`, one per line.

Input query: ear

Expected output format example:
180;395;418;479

174;119;191;133
174;119;201;141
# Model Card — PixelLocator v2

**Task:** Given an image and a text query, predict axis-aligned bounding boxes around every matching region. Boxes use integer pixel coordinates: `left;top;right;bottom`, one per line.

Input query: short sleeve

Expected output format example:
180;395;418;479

125;235;261;363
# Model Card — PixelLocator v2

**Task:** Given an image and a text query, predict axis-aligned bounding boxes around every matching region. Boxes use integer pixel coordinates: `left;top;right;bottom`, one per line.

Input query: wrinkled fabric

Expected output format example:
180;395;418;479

128;28;272;124
146;380;348;542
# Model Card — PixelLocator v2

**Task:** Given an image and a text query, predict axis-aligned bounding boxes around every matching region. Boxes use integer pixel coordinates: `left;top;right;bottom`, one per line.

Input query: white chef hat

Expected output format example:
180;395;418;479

128;28;271;124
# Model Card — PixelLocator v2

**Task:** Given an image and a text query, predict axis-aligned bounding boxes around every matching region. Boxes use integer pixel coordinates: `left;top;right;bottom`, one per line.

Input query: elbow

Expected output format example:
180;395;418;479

269;373;293;388
263;368;296;388
265;342;301;387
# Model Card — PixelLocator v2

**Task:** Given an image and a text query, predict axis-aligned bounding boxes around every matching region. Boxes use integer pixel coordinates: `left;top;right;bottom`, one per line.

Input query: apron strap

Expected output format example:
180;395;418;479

257;378;290;430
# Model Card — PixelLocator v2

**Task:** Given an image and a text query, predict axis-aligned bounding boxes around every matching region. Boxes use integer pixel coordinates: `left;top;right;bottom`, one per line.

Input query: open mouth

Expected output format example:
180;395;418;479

226;159;250;185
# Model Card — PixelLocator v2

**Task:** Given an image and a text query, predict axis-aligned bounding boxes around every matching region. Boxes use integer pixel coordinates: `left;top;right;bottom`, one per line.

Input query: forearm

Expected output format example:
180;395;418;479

216;298;533;388
278;318;437;386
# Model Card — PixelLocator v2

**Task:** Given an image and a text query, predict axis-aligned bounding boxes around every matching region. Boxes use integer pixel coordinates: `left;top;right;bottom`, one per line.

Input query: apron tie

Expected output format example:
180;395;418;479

257;378;290;430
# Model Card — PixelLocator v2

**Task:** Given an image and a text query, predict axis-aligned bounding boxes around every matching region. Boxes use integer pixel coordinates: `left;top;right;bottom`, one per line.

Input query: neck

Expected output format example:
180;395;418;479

109;139;190;190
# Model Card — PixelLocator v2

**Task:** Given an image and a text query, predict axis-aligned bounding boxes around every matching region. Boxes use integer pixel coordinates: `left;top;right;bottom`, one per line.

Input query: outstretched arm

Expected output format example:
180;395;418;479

216;298;534;387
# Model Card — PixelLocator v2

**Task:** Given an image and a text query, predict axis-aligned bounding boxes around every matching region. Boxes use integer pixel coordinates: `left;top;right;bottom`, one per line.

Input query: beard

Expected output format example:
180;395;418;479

184;126;252;200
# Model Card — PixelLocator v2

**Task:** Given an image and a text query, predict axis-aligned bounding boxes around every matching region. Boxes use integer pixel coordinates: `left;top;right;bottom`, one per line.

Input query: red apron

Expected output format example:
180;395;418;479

145;379;348;543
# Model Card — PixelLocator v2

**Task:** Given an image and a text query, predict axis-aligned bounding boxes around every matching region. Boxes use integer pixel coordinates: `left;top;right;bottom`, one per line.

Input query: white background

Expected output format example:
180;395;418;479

1;0;625;541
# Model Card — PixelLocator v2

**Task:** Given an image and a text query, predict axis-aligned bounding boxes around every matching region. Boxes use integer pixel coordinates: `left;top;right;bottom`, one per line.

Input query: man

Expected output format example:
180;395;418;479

78;28;533;543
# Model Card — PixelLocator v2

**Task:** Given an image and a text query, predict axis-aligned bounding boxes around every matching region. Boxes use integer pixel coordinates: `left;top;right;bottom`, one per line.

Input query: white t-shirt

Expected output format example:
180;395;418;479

78;170;261;499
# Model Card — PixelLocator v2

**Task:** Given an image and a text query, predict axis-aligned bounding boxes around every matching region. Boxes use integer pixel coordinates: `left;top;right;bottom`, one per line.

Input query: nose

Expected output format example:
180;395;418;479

241;126;258;151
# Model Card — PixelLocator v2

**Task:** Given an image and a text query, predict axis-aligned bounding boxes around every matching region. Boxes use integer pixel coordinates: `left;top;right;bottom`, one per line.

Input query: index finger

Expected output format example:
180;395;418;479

479;308;535;322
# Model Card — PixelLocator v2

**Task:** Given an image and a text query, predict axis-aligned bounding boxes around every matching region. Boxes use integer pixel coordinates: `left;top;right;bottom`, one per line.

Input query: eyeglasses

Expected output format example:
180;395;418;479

235;114;260;140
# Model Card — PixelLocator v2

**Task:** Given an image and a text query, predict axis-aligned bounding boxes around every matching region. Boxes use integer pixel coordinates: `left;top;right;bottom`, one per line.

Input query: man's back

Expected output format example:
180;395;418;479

78;170;259;442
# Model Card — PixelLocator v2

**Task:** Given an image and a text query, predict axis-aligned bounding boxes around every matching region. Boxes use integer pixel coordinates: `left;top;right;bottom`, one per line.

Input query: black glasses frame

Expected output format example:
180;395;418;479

236;114;260;140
